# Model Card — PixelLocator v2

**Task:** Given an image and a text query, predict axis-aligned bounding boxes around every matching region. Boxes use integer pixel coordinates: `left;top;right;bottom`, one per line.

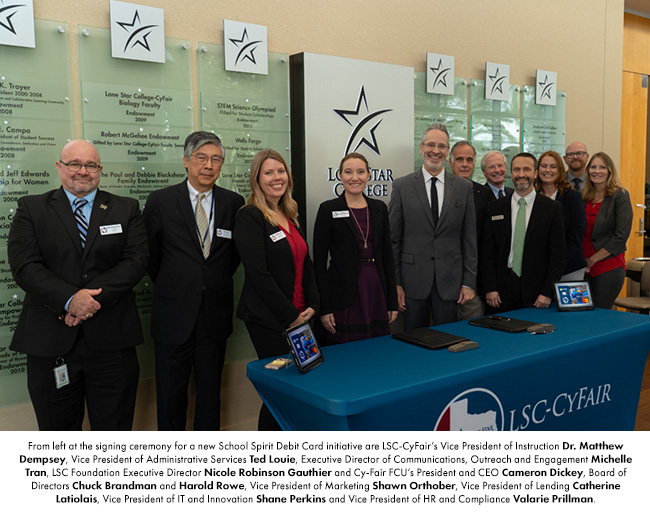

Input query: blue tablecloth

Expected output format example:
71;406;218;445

246;308;650;431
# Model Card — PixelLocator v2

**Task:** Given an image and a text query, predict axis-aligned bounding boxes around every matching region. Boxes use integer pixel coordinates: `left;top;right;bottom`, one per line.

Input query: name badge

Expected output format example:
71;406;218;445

491;215;505;221
99;224;123;235
216;228;232;239
269;230;286;242
332;210;350;218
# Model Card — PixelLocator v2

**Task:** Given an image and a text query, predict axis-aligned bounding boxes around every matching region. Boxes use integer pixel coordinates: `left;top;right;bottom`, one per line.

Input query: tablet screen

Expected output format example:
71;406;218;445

554;281;594;311
284;322;323;373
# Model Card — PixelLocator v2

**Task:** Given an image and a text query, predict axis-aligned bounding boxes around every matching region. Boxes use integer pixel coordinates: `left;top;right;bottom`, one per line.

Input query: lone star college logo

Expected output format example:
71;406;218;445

430;59;451;91
538;74;554;100
0;1;24;35
488;67;506;96
229;28;262;66
333;85;392;156
116;10;158;53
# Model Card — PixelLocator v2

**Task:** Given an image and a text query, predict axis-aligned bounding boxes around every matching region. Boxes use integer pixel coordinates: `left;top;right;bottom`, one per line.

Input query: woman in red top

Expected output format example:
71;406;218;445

581;152;633;309
234;149;318;430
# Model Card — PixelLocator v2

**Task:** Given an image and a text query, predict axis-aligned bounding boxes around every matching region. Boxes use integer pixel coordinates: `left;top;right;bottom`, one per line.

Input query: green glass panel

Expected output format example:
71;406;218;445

523;143;566;157
198;43;290;203
83;122;187;166
522;119;566;146
78;26;191;90
414;74;469;113
470;115;520;143
81;82;192;126
201;93;289;132
469;79;520;116
522;86;567;122
0;20;73;168
213;129;291;199
415;112;468;142
198;43;289;99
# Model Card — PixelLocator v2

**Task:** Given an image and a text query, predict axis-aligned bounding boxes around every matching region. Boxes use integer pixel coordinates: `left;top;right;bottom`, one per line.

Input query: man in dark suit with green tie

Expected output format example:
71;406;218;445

144;132;244;431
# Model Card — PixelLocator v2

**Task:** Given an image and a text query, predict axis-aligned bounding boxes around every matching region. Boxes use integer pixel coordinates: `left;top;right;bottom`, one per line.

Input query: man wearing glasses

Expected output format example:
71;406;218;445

144;131;243;431
8;139;148;430
564;142;590;190
389;123;477;329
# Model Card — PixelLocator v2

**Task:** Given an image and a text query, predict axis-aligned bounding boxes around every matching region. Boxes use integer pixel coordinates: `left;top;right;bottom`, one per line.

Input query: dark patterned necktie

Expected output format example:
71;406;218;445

73;198;89;247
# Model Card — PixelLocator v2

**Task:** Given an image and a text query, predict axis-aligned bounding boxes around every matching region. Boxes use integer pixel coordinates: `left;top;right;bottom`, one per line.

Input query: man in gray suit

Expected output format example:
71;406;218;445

389;123;478;329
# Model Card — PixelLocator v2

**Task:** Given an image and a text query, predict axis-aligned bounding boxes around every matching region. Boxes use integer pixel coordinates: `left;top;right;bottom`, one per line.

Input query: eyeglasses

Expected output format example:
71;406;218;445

192;153;224;165
422;143;449;151
565;151;587;158
59;161;102;172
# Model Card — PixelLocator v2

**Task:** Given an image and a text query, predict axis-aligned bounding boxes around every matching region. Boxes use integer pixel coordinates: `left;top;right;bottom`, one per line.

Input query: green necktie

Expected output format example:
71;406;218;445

512;197;527;277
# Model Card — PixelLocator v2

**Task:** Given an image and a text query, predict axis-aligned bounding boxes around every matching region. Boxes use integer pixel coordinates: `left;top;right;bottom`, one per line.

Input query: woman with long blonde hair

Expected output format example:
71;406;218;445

234;149;318;430
581;152;633;309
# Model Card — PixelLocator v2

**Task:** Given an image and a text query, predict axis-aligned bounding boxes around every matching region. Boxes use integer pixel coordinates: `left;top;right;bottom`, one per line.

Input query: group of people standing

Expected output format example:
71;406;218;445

7;125;633;432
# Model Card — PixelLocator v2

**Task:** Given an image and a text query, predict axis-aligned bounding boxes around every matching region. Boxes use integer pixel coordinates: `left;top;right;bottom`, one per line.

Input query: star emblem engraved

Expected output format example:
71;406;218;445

538;74;554;100
229;28;262;66
116;10;158;53
0;1;24;35
488;67;506;96
430;59;451;91
333;85;392;156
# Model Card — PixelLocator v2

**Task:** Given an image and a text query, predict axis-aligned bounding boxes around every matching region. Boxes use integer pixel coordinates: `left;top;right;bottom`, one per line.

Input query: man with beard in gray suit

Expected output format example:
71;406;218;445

389;123;477;329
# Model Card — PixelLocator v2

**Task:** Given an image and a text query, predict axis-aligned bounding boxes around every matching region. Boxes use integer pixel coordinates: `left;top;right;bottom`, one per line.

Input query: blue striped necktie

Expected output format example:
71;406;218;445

73;198;89;247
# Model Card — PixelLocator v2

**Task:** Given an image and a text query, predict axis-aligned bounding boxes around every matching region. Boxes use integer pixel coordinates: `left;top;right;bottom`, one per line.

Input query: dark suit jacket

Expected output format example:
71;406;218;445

389;170;477;301
312;195;398;314
587;188;633;259
471;180;492;295
144;180;244;345
483;183;514;202
8;187;148;358
234;205;319;332
481;192;565;305
555;188;587;274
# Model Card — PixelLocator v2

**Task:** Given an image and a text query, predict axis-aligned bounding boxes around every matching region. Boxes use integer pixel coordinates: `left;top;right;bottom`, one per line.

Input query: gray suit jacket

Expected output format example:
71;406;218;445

389;170;477;301
588;188;633;258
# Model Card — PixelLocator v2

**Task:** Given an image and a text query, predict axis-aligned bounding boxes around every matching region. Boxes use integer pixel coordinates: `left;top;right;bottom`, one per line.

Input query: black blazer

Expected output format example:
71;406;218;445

312;195;398;314
234;205;319;332
8;187;148;358
144;181;244;345
555;188;587;274
481;193;565;305
482;183;514;202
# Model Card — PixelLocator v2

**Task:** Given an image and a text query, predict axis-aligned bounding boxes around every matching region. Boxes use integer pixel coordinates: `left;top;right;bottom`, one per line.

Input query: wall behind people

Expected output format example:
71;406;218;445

0;0;625;430
26;0;623;164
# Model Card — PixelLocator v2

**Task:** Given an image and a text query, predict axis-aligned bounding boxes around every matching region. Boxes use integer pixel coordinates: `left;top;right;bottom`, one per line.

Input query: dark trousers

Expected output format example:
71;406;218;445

27;331;139;431
245;321;288;431
497;270;525;313
155;304;227;431
589;266;626;310
403;277;458;329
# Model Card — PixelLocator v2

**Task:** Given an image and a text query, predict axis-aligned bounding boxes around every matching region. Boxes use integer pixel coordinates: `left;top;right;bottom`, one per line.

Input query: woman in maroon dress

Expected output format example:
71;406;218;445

313;153;398;344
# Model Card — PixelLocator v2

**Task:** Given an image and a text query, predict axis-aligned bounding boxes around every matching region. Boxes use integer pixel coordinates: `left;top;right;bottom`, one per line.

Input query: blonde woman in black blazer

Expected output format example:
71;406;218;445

581;152;633;309
313;153;398;345
234;149;318;430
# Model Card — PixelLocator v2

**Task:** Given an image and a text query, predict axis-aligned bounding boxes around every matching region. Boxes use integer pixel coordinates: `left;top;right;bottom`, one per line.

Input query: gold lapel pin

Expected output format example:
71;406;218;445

99;204;107;210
